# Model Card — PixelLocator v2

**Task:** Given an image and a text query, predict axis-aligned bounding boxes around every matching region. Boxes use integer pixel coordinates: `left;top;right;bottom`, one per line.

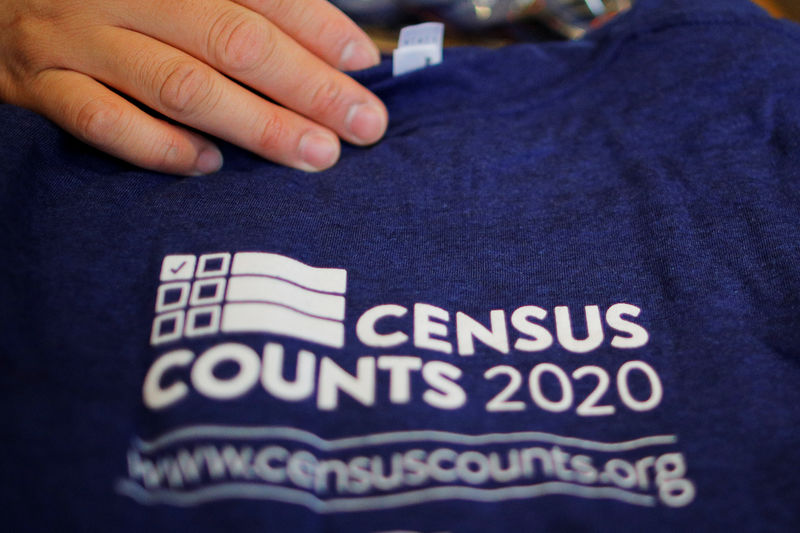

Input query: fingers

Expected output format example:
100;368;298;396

29;69;224;175
233;0;380;71
0;0;387;175
116;0;388;147
69;27;342;171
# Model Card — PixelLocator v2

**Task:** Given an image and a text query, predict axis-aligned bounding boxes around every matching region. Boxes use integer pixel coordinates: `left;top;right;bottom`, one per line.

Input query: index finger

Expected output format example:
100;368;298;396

234;0;381;71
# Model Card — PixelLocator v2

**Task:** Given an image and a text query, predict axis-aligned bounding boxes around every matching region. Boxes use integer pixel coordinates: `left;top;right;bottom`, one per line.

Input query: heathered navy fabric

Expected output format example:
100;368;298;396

1;0;799;531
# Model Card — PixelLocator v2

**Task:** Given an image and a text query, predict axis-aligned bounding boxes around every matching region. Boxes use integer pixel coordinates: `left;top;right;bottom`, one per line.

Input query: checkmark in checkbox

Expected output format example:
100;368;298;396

160;254;197;282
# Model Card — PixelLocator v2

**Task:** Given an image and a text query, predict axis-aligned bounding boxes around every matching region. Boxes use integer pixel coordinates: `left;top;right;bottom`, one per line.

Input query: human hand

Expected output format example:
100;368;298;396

0;0;387;174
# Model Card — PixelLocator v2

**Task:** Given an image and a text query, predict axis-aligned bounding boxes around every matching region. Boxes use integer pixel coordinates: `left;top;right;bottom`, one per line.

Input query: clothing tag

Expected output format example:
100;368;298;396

392;22;444;77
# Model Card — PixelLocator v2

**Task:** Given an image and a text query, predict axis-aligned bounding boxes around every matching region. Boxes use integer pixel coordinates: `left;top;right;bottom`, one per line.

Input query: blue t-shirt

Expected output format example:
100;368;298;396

1;0;799;531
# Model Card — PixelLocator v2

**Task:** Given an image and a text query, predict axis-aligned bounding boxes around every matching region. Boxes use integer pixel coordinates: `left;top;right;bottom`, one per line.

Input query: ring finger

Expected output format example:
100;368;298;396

72;25;343;171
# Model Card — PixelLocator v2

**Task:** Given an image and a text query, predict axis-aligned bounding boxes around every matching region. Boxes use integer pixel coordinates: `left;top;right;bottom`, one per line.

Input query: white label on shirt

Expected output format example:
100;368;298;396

393;22;444;77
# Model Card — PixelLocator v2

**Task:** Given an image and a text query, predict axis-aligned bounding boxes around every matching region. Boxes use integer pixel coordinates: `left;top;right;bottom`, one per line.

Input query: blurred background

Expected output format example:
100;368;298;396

330;0;800;51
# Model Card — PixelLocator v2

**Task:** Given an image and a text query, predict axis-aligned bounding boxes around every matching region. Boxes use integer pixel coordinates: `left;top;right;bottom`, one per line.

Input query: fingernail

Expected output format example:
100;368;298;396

194;146;223;175
345;103;387;145
298;131;340;171
339;40;381;71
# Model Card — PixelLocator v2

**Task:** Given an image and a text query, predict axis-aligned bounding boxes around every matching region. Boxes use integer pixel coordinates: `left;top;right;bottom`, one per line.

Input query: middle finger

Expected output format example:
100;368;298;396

114;0;388;145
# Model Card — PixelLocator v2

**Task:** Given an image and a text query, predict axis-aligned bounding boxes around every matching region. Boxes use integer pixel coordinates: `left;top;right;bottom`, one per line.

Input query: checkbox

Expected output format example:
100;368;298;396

196;253;231;278
185;306;221;337
163;287;184;305
150;311;185;346
156;281;190;313
190;278;226;306
160;254;197;282
194;312;213;328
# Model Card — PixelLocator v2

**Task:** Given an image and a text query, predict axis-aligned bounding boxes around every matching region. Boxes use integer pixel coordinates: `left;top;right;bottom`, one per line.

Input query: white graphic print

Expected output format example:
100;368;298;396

150;252;347;348
117;426;694;510
130;251;697;513
159;254;197;282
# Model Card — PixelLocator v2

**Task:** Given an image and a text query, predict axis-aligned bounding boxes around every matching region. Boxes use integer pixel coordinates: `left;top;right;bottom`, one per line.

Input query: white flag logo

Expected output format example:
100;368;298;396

151;252;347;348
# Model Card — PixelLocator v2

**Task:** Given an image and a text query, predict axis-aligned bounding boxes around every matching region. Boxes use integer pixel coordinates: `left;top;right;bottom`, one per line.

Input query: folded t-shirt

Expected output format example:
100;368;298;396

1;0;799;531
